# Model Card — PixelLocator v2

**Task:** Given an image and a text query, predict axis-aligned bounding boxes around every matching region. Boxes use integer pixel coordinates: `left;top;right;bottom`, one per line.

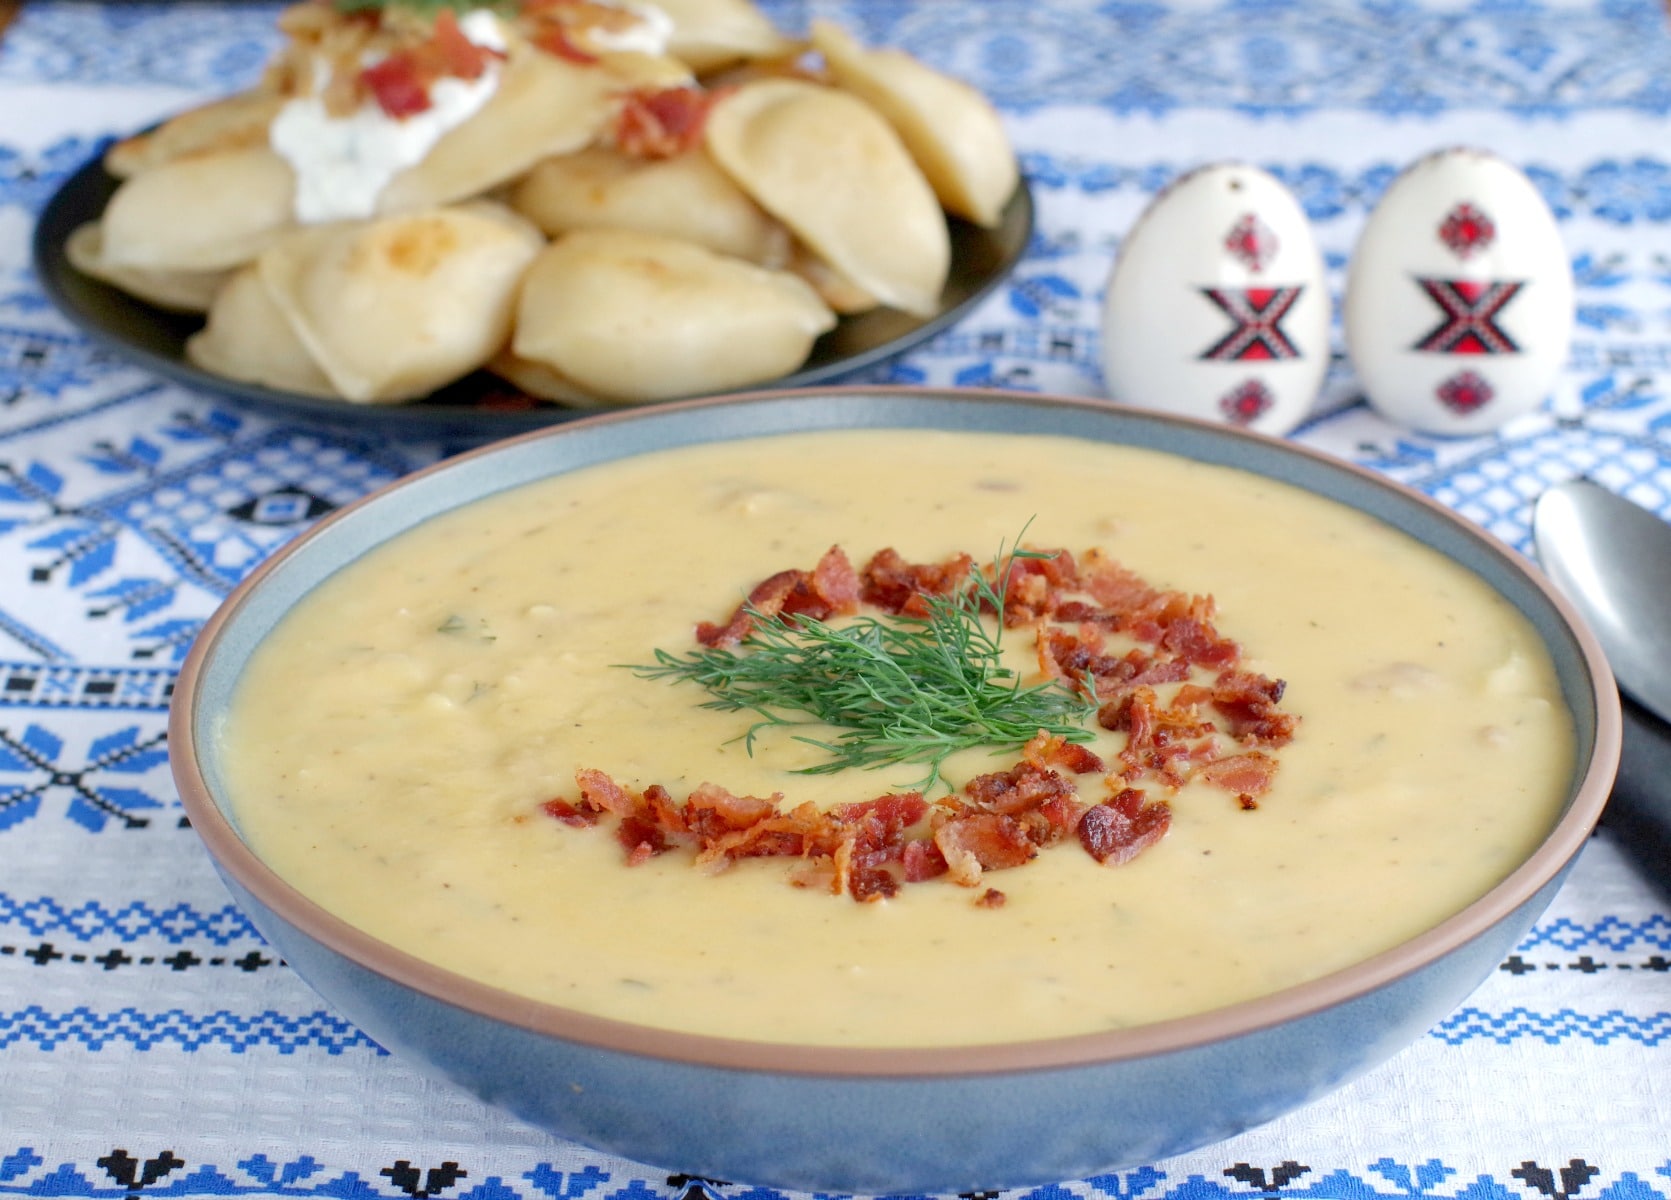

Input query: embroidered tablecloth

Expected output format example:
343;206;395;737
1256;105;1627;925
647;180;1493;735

3;3;1670;1199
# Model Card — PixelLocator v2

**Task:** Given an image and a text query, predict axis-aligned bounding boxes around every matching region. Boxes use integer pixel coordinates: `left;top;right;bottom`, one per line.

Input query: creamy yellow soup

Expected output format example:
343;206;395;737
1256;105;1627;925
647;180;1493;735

221;429;1572;1047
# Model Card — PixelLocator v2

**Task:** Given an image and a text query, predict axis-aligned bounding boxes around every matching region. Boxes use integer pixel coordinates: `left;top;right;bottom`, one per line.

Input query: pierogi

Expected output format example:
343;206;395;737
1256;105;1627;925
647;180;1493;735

704;78;952;317
66;223;229;313
810;20;1018;229
97;145;297;272
258;203;543;404
509;145;789;264
220;429;1575;1048
68;0;1016;408
186;265;338;397
510;228;836;403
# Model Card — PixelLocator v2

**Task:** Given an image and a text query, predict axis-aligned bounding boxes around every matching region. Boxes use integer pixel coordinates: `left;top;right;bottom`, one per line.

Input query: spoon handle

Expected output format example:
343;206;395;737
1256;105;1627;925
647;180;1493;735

1609;694;1671;903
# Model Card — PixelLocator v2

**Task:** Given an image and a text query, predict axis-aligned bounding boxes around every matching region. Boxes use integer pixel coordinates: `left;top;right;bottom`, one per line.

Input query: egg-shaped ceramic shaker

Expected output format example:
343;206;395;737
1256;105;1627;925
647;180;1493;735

1100;163;1329;437
1344;147;1574;435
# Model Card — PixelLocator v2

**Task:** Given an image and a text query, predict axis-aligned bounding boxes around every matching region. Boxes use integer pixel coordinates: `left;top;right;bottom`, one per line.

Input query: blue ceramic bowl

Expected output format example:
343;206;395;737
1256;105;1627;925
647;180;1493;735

170;387;1619;1194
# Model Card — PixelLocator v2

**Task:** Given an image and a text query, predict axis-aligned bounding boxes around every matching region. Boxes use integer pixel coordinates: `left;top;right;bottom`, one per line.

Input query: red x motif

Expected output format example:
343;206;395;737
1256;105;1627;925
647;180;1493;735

1198;287;1305;361
1412;278;1524;355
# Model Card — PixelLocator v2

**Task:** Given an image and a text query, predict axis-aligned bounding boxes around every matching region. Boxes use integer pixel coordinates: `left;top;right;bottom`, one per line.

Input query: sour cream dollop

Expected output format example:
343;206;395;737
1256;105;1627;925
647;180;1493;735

270;10;507;224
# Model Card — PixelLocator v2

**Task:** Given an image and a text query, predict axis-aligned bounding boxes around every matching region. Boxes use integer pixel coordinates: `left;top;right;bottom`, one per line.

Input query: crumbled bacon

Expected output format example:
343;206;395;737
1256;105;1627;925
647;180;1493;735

1021;729;1106;777
934;813;1037;886
1194;751;1278;798
859;548;974;616
696;546;858;647
357;9;504;119
1077;788;1172;865
1211;670;1298;746
540;798;596;827
614;87;721;159
360;54;432;117
545;537;1302;901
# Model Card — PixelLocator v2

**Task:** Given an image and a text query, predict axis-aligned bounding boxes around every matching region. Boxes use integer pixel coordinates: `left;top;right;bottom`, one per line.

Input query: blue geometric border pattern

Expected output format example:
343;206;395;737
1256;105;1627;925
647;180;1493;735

0;1153;1668;1200
0;1006;383;1054
1433;1006;1671;1046
0;893;260;944
6;1;1671;120
1;1001;1665;1054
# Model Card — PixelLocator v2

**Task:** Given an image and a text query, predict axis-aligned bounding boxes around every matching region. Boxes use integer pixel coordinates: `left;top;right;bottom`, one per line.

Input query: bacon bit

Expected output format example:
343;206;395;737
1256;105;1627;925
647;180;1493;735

695;546;859;648
574;766;635;816
996;548;1078;625
431;9;493;80
695;569;801;647
901;838;949;882
1212;670;1298;746
964;759;1077;818
685;781;779;835
830;791;929;844
975;888;1007;909
807;544;861;616
1078;788;1172;865
540;798;596;827
1021;729;1106;776
850;865;901;903
1194;751;1278;798
934;813;1037;886
1239;794;1260;811
859;548;974;616
1160;615;1240;669
360;54;432;117
614;86;720;159
356;10;507;119
618;815;670;864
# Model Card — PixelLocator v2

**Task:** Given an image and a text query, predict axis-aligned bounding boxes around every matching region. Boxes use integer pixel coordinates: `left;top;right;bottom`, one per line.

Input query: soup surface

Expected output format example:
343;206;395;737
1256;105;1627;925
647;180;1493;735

221;429;1573;1047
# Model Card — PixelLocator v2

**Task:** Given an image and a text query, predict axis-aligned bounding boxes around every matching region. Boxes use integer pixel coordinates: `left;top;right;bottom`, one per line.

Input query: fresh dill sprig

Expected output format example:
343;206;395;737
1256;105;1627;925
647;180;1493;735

627;542;1097;794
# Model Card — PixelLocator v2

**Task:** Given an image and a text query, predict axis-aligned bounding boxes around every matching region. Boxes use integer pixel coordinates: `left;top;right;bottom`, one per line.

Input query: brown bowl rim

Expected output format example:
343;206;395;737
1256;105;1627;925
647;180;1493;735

169;385;1622;1078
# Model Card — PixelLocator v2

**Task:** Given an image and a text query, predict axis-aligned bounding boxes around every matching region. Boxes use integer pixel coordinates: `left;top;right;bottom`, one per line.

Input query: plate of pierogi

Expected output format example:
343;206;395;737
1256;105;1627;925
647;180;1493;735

34;0;1030;436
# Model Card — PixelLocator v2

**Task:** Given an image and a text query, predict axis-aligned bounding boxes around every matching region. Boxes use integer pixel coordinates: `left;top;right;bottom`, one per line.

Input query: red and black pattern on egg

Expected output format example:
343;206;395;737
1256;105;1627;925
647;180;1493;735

1344;148;1573;435
1100;164;1329;437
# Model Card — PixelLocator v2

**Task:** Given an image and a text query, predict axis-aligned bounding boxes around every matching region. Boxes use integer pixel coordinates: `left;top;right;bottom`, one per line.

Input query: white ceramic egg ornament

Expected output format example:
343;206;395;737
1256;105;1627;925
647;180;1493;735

1345;148;1574;436
1100;163;1329;437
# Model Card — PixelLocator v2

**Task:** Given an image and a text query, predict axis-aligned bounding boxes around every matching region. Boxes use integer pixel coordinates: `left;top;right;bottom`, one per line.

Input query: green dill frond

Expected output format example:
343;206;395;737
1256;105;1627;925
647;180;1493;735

626;537;1097;794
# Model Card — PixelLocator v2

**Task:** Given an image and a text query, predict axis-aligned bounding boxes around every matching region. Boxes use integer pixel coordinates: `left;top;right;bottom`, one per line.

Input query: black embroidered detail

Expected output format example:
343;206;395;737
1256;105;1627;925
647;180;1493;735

667;1173;730;1200
1498;954;1671;975
97;1148;186;1195
1225;1161;1311;1192
379;1160;468;1199
0;941;281;973
1512;1159;1601;1200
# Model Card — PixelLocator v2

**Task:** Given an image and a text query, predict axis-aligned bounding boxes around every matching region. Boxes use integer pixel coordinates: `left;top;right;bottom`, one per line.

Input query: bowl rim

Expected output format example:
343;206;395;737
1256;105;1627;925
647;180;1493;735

169;384;1621;1077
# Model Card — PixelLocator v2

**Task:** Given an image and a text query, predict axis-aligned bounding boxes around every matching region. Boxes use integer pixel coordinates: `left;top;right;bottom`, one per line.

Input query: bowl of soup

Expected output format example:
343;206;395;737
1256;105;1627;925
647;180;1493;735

169;387;1619;1193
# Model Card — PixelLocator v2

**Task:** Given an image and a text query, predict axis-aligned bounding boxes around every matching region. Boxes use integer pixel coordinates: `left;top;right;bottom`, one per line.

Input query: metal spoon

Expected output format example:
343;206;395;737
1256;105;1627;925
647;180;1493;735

1534;478;1671;891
